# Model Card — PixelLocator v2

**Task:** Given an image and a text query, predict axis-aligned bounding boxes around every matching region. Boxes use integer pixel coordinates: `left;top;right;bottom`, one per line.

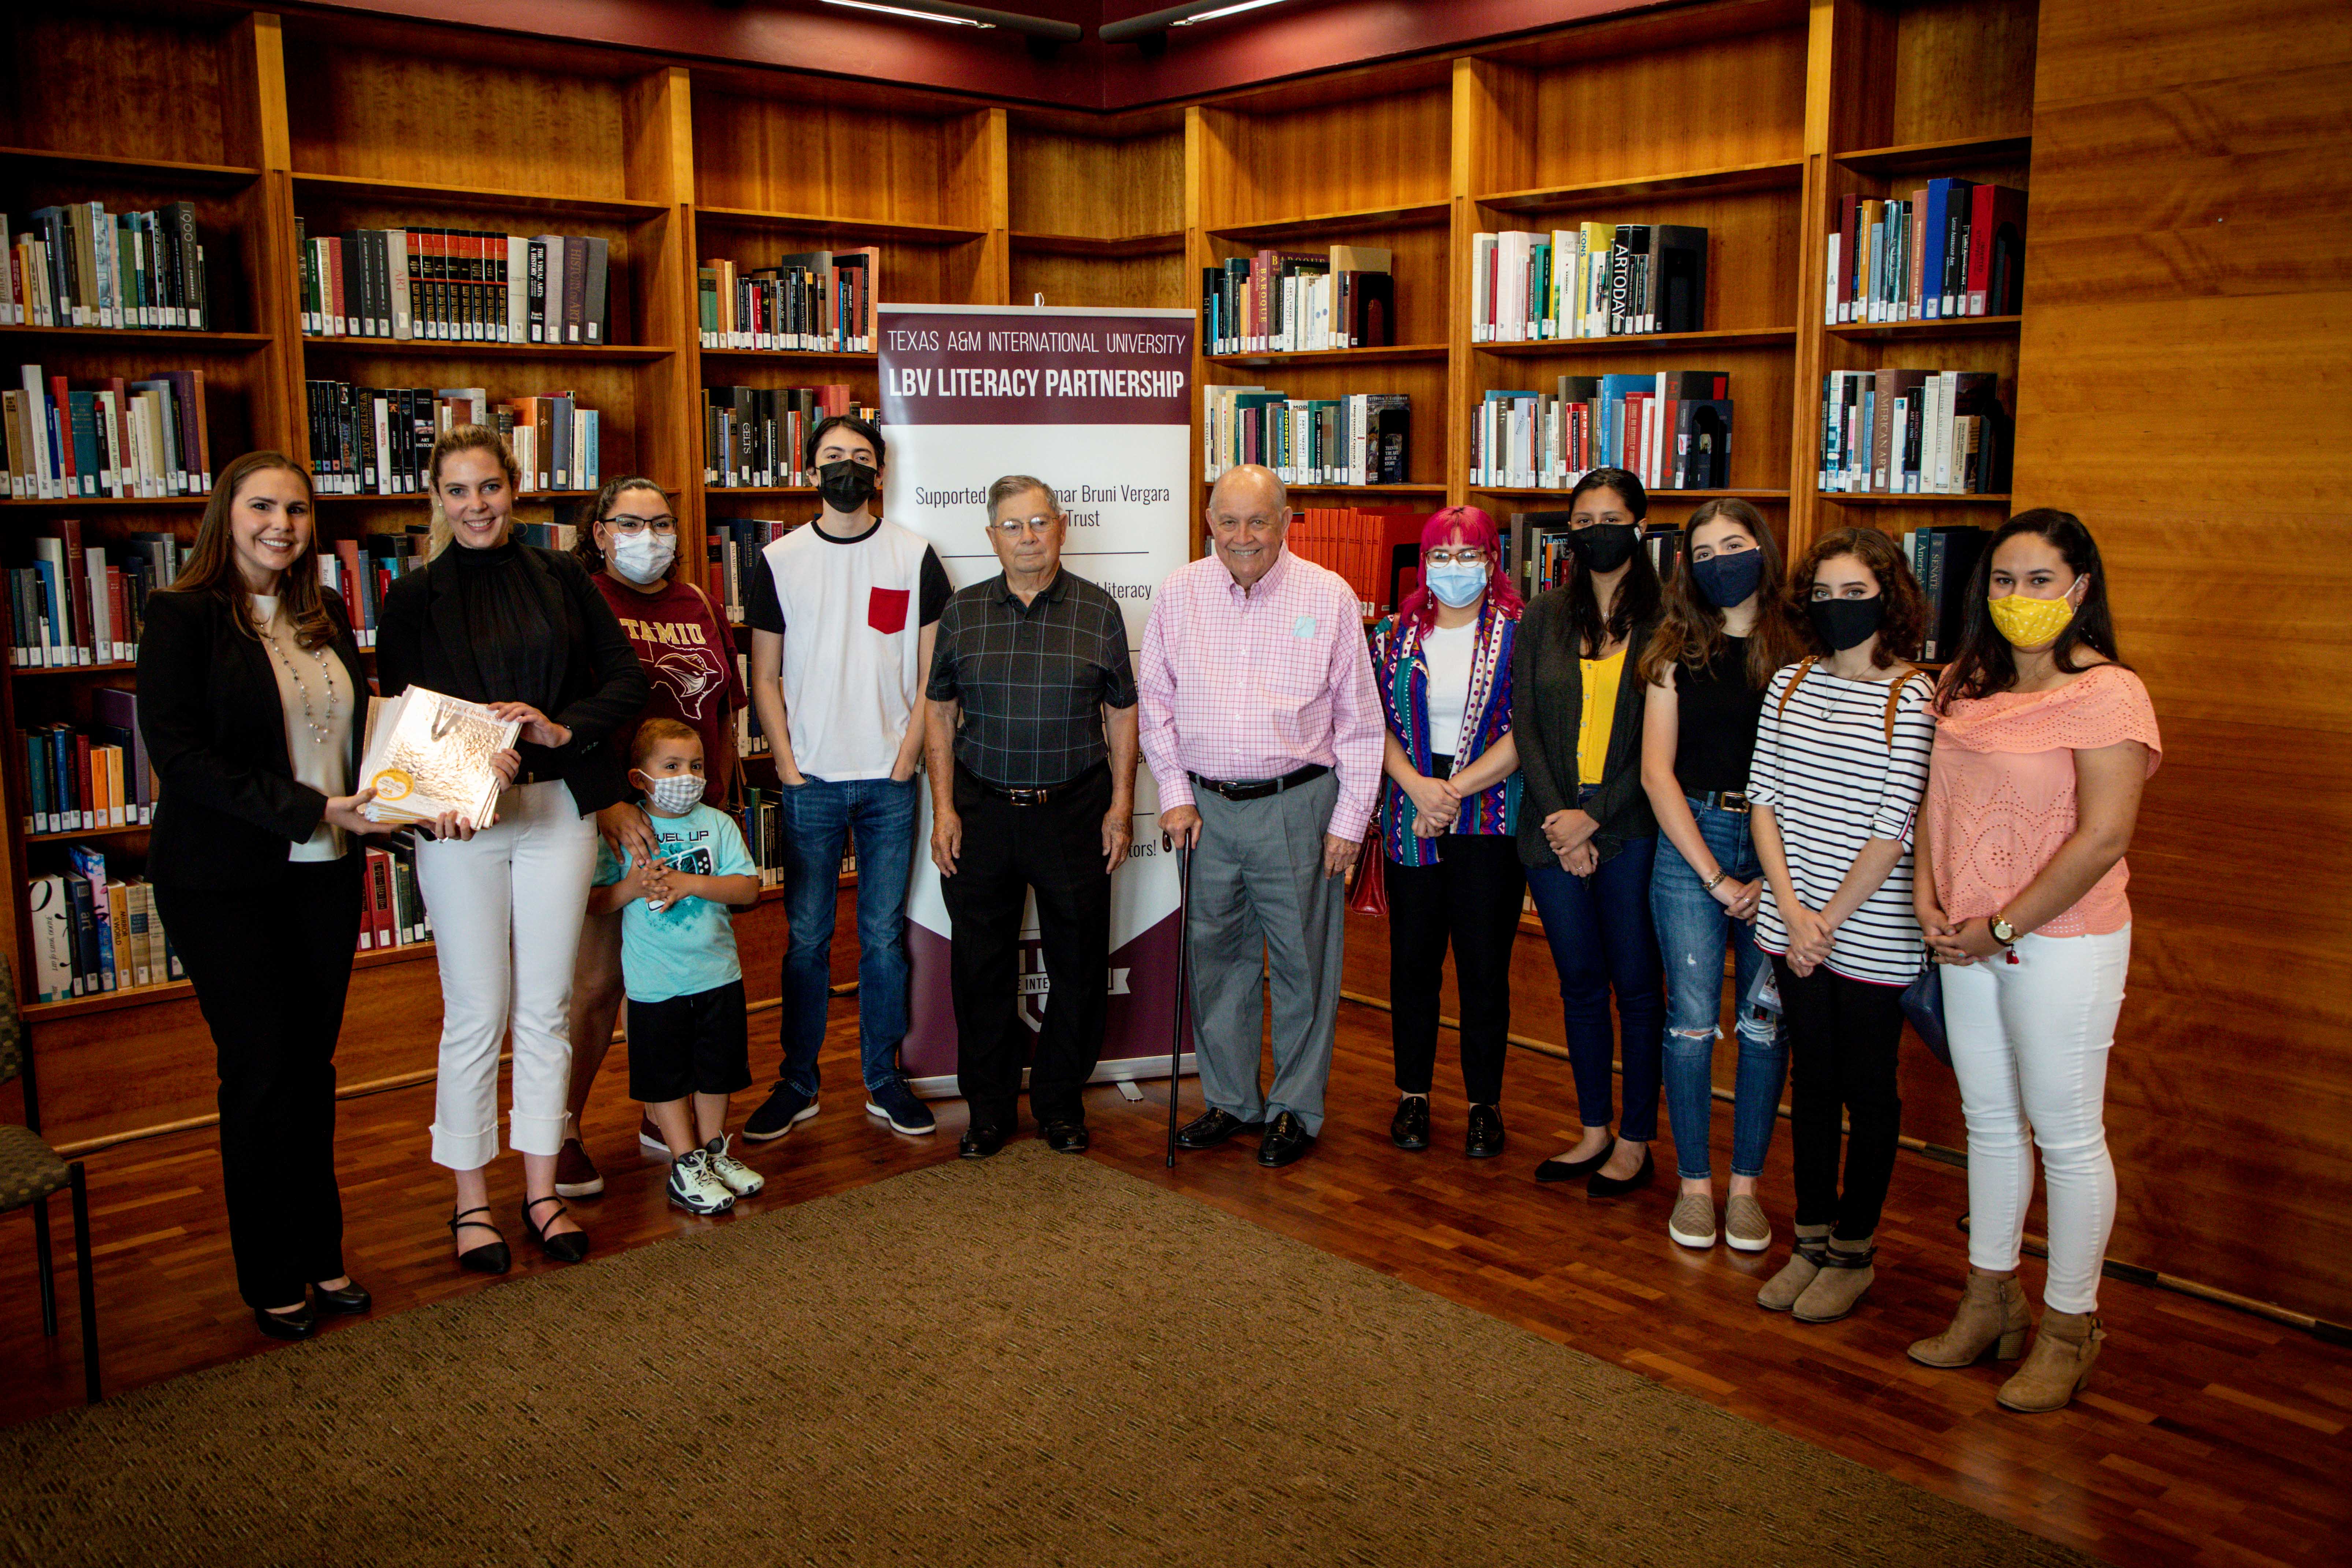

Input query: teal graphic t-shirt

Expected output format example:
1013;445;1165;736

592;803;757;1003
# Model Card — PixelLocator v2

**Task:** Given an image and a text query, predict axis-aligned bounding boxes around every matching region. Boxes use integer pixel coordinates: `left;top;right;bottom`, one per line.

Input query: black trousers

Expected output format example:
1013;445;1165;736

155;854;365;1308
1387;830;1524;1104
942;765;1113;1129
1774;956;1905;1241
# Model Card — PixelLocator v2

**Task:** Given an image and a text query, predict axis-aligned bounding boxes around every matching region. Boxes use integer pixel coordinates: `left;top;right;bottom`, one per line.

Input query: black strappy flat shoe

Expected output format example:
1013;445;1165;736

449;1206;511;1275
521;1195;591;1264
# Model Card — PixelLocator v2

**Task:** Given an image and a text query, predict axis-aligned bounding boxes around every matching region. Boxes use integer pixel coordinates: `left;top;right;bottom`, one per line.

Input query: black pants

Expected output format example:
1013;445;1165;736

1386;830;1523;1104
156;854;364;1308
1774;956;1904;1241
942;765;1113;1129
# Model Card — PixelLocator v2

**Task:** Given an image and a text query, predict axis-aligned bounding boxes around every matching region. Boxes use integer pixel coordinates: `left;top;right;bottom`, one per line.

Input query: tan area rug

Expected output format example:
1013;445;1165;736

0;1145;2086;1566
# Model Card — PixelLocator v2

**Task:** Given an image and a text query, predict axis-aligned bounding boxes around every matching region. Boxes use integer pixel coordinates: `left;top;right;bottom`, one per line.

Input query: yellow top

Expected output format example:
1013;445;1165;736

1577;647;1627;785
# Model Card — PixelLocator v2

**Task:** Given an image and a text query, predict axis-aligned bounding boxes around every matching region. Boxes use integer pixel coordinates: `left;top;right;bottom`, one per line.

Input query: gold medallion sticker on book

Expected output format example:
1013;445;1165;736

371;768;414;803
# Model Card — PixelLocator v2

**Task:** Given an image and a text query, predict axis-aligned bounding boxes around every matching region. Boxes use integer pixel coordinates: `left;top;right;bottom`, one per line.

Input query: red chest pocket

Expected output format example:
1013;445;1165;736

867;586;910;635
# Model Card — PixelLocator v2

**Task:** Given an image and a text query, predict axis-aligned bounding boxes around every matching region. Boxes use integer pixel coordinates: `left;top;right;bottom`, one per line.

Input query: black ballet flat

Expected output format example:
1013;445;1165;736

449;1205;512;1275
253;1301;316;1341
1534;1146;1612;1184
522;1195;591;1264
1587;1145;1656;1198
312;1279;372;1315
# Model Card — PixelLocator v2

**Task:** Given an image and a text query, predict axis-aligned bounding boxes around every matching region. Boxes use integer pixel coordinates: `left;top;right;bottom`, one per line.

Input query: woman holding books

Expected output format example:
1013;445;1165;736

1749;528;1935;1326
1910;511;2158;1413
1372;506;1524;1160
1513;467;1667;1198
377;425;648;1274
553;475;746;1200
140;450;400;1341
1638;499;1802;1253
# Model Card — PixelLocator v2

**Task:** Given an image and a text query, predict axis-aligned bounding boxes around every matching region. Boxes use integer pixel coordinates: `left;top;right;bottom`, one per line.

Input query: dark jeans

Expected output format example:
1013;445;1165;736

1774;956;1905;1241
777;774;919;1096
1525;834;1665;1141
941;766;1112;1129
155;854;364;1309
1387;831;1524;1104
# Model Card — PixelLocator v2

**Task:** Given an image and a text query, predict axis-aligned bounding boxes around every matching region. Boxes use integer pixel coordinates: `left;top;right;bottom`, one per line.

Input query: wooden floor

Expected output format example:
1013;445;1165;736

3;1001;2346;1567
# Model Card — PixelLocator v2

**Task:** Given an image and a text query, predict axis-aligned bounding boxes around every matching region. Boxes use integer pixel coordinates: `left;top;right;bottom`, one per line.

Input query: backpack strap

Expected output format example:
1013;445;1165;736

1775;655;1820;718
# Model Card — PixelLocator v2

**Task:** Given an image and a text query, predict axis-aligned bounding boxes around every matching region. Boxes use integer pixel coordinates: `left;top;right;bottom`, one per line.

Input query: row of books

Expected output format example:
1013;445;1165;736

313;522;574;647
1818;369;2011;495
357;843;433;953
296;223;613;345
1826;185;2024;324
698;250;878;353
4;365;213;499
305;381;601;495
1903;524;1992;663
1200;245;1395;356
22;700;151;834
1508;511;1682;598
4;203;209;330
8;528;184;668
705;517;796;623
732;790;852;887
1473;372;1733;491
27;847;182;1002
701;384;869;488
1282;506;1431;618
1201;387;1410;486
1472;224;1708;343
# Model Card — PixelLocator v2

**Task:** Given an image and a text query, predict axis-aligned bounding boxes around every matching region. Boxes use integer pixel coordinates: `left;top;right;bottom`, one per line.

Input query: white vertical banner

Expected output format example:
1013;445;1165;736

878;304;1197;1095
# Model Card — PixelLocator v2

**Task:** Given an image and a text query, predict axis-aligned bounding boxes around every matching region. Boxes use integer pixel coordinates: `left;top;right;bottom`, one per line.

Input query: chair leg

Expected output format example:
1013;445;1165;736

70;1163;99;1404
31;1189;57;1337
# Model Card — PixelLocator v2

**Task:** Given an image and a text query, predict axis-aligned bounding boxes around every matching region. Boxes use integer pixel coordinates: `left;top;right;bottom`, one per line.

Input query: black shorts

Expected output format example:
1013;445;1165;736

627;980;752;1103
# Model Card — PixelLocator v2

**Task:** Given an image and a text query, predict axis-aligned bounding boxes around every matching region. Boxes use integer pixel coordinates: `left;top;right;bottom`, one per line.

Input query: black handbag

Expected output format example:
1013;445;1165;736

1903;961;1950;1067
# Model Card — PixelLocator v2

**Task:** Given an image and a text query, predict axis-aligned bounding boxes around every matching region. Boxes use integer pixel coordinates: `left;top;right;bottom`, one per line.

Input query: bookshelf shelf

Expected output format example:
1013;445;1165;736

698;348;878;367
21;938;439;1024
1208;202;1451;244
1210;344;1449;368
26;826;148;844
706;486;818;498
1478;327;1799;356
296;338;673;362
312;490;606;502
0;496;208;509
1009;231;1185;258
1474;487;1792;501
0;326;272;353
1476;159;1806;215
1833;135;2033;177
1825;493;2013;506
693;207;987;245
289;172;668;223
1826;315;2023;341
1278;482;1448;496
11;662;139;679
0;147;261;188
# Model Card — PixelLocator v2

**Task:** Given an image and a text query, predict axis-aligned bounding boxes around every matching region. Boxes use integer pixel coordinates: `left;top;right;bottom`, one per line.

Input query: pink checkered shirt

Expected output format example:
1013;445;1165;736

1137;547;1383;841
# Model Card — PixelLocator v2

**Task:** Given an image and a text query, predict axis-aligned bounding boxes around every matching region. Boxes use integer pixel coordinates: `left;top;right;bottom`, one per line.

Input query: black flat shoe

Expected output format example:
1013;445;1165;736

1390;1095;1431;1151
1175;1108;1263;1151
1040;1121;1090;1153
1534;1145;1612;1183
311;1279;372;1315
959;1125;1009;1159
254;1302;316;1341
1257;1111;1316;1168
1587;1145;1656;1197
521;1196;591;1263
449;1205;511;1275
1466;1103;1506;1159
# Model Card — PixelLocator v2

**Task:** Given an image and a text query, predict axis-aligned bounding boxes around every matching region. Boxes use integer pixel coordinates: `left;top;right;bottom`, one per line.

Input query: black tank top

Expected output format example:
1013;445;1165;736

1673;635;1765;793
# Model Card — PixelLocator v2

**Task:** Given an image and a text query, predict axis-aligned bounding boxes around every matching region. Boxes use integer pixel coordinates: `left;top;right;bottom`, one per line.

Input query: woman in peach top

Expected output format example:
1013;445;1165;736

1910;510;2160;1415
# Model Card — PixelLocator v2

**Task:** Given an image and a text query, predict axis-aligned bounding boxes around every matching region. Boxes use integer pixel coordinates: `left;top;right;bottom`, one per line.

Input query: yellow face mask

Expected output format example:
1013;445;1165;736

1986;579;2083;648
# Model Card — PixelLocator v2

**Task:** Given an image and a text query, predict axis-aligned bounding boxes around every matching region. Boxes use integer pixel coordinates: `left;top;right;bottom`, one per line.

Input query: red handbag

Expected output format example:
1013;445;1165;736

1346;829;1388;917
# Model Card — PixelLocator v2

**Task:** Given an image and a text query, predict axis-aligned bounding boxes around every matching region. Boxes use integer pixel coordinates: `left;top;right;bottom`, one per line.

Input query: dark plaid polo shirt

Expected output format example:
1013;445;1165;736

924;569;1137;789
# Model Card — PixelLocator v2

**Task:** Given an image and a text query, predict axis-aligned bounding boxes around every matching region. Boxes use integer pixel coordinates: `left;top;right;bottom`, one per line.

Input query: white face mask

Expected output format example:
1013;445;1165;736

607;530;676;584
636;770;705;813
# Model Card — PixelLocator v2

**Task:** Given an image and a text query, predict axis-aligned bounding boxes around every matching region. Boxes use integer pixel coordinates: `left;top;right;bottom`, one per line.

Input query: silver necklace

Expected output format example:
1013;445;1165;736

264;617;338;745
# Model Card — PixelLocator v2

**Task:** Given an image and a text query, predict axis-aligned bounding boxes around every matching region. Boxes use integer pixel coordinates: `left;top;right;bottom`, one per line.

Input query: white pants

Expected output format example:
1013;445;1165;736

415;781;599;1169
1943;925;2130;1313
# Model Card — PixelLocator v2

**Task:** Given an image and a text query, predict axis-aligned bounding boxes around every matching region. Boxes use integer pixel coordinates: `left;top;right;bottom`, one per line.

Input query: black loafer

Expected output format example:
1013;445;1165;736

1256;1111;1316;1168
1040;1121;1089;1153
522;1196;591;1263
1534;1145;1612;1184
449;1205;511;1275
1390;1095;1431;1151
1175;1108;1263;1151
311;1279;372;1315
254;1302;316;1341
1466;1103;1506;1159
959;1125;1010;1159
1587;1145;1656;1197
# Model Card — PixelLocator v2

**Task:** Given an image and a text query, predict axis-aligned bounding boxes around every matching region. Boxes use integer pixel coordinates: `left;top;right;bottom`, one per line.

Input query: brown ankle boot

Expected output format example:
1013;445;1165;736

1997;1309;2105;1412
1756;1224;1831;1312
1791;1234;1876;1322
1909;1271;2030;1367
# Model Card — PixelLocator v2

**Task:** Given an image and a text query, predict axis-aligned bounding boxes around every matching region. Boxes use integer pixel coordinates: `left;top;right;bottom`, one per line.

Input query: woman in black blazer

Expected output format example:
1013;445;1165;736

139;451;397;1342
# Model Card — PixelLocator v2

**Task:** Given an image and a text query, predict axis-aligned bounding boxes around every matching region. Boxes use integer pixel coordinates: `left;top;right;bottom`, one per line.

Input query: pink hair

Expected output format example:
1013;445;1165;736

1398;505;1523;634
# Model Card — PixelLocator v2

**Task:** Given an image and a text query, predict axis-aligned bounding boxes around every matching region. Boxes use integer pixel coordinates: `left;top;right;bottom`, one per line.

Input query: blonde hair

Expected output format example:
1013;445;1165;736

426;424;524;558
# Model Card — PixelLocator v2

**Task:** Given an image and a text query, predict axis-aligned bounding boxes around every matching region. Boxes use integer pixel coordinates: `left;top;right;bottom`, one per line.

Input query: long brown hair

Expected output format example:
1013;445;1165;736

1788;526;1926;669
1637;499;1802;690
164;450;335;649
426;424;523;559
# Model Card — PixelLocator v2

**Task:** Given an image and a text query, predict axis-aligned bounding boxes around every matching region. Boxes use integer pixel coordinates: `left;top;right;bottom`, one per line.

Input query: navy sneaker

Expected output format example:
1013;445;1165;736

864;1078;937;1136
742;1084;819;1142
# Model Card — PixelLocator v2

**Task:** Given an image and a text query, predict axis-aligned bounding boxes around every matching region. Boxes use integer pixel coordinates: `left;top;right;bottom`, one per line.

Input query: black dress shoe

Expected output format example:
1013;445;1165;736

521;1196;591;1263
1466;1103;1506;1159
1040;1121;1090;1153
1587;1145;1656;1197
1175;1108;1263;1151
449;1205;511;1275
1534;1145;1612;1184
311;1279;372;1315
1390;1095;1431;1151
959;1125;1009;1159
254;1302;316;1341
1257;1111;1316;1168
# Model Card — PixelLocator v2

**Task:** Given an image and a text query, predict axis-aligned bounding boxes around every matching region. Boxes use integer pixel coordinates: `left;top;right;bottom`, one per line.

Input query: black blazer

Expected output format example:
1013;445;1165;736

1512;587;1658;868
138;587;369;891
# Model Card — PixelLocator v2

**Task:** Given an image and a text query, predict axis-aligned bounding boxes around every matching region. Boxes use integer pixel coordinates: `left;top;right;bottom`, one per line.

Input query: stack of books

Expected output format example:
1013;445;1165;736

4;365;213;499
701;385;869;488
1201;245;1394;355
4;202;209;329
1818;370;2010;494
1472;224;1708;342
8;526;185;667
305;382;601;495
1825;185;2024;323
297;224;612;344
699;250;878;352
1202;387;1409;486
1475;372;1732;491
356;687;519;828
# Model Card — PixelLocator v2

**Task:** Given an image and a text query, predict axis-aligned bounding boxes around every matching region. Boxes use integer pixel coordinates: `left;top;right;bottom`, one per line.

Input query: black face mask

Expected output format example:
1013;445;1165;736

1569;521;1639;574
817;458;879;514
1807;595;1885;652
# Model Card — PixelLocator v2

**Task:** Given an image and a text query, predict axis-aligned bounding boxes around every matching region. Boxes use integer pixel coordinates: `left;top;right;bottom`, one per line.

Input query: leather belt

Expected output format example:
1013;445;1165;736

961;761;1105;806
1188;762;1329;802
1690;790;1750;813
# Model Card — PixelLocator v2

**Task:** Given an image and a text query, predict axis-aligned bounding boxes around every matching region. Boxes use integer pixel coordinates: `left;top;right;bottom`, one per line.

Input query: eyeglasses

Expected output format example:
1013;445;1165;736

604;514;677;536
1424;549;1488;567
989;515;1059;536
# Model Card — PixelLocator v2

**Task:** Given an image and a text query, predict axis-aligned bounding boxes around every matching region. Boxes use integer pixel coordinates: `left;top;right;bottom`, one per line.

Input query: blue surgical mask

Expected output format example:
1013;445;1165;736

1689;549;1764;610
1425;562;1488;609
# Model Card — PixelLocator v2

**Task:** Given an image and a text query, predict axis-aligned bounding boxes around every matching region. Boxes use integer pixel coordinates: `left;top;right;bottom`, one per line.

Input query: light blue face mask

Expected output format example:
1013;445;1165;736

1425;562;1488;609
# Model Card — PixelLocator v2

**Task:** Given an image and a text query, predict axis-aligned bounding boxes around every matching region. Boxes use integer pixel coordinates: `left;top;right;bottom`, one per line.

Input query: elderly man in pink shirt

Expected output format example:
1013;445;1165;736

1138;463;1384;1168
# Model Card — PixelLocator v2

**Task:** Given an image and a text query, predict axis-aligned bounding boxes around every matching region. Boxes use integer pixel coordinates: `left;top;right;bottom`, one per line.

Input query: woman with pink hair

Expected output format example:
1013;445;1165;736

1369;506;1527;1159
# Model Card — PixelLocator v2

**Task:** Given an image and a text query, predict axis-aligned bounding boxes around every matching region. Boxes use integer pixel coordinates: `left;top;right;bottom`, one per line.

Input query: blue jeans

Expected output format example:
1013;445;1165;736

1650;802;1789;1181
1525;833;1665;1141
777;775;918;1095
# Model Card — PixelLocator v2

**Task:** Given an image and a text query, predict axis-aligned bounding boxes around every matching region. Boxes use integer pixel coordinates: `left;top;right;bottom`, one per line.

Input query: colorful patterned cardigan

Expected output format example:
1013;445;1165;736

1371;601;1523;867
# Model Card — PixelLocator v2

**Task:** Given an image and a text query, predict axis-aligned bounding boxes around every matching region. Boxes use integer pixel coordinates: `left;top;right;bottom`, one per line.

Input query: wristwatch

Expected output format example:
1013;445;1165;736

1989;915;2019;947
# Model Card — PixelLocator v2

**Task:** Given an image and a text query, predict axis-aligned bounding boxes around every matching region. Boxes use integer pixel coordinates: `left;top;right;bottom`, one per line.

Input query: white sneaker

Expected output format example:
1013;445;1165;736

638;1114;669;1157
666;1149;736;1215
703;1134;765;1198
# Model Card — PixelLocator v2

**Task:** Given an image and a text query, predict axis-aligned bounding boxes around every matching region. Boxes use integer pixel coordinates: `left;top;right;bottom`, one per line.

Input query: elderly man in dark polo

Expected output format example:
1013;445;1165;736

923;474;1141;1158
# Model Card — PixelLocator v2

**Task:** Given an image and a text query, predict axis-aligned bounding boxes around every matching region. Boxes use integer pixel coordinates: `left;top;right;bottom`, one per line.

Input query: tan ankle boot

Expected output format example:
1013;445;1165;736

1909;1271;2030;1367
1792;1234;1876;1322
1756;1223;1831;1312
1997;1309;2104;1412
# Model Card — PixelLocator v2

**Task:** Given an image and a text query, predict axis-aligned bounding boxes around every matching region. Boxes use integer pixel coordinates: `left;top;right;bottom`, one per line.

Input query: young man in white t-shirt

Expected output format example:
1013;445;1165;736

740;415;951;1140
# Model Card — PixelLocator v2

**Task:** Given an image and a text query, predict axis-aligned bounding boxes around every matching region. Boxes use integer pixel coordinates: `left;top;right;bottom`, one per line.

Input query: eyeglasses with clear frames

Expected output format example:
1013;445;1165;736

1424;548;1489;567
603;513;677;536
989;515;1059;536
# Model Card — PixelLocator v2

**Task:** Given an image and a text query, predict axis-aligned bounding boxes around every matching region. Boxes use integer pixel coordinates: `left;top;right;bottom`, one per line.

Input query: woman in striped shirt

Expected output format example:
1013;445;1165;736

1748;527;1935;1325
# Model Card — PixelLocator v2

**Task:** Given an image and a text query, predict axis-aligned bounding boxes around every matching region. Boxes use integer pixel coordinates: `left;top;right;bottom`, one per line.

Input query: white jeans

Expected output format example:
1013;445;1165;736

415;781;599;1169
1943;925;2130;1313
